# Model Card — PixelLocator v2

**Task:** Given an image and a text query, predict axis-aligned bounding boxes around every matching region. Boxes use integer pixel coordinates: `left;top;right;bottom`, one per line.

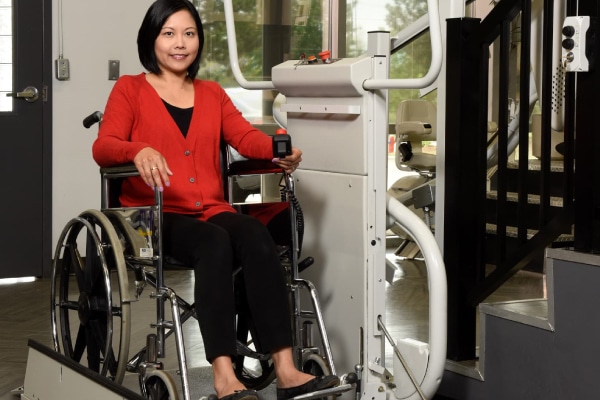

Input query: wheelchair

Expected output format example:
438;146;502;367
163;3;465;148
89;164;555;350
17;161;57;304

50;112;346;400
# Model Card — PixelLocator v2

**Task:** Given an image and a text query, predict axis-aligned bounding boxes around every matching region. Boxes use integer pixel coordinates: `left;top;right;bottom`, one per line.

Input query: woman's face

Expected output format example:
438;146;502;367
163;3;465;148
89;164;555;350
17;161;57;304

154;9;199;75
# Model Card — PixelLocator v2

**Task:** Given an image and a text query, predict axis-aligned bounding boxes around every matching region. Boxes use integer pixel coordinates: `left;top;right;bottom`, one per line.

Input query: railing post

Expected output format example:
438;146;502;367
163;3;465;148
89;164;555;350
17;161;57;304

444;17;488;361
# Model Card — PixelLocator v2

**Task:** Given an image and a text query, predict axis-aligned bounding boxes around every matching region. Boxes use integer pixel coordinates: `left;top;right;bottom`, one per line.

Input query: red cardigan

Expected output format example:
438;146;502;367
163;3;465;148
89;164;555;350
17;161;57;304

92;73;273;220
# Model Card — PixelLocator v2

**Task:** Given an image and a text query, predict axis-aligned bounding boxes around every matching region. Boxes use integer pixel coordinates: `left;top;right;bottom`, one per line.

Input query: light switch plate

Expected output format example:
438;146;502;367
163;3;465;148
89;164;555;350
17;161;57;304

108;60;120;80
55;58;70;80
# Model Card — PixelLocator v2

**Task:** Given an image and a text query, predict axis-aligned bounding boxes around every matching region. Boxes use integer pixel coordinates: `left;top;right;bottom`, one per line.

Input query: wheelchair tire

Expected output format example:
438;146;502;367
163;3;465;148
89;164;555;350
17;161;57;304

302;353;335;400
302;352;332;376
50;209;131;384
143;369;179;400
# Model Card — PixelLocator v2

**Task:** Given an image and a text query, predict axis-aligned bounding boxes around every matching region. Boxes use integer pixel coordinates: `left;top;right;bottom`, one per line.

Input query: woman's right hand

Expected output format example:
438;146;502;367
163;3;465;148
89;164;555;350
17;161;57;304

134;147;173;191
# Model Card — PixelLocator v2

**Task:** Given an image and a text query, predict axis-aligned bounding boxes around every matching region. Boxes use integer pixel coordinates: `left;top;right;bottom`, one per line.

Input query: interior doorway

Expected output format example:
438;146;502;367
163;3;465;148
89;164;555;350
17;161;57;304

0;0;52;279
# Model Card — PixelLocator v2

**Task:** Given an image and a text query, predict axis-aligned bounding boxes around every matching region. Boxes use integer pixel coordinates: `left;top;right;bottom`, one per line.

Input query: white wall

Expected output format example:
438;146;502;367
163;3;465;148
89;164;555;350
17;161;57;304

52;0;154;245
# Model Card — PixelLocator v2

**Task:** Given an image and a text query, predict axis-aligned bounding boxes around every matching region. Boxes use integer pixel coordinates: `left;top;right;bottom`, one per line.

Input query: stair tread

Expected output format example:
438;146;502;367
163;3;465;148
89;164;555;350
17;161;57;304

487;190;565;207
507;158;566;172
479;298;552;331
485;223;573;241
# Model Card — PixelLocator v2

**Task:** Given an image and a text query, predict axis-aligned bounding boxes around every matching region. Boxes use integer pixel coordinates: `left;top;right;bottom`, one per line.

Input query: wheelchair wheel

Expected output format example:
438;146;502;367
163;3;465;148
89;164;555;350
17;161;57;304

143;370;179;400
302;353;336;400
301;352;331;376
50;209;131;383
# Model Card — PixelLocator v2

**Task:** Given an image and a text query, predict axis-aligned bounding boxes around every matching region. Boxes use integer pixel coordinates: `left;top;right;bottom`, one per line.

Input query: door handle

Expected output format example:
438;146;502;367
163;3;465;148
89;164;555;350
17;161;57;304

6;86;39;103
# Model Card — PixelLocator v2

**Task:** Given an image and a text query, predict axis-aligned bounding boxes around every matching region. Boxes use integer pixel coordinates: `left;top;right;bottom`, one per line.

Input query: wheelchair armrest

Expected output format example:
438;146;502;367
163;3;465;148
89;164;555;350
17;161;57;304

226;159;283;176
100;164;139;209
224;144;283;176
100;163;139;179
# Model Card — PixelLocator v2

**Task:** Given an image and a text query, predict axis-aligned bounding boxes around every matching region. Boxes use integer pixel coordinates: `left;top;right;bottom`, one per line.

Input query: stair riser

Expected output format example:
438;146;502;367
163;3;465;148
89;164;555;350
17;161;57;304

489;170;568;198
485;200;569;231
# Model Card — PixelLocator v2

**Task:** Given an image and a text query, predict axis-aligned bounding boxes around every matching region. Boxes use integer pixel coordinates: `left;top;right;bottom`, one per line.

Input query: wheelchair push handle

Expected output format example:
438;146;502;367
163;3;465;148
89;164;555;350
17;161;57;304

83;111;103;129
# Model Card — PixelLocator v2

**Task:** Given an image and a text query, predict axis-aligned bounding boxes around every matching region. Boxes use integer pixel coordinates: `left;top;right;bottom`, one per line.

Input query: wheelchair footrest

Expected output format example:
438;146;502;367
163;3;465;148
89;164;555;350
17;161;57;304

289;383;354;400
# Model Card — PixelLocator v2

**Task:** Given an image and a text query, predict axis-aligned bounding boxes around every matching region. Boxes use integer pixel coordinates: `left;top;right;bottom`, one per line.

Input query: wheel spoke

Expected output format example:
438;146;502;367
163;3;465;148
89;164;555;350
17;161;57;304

88;317;119;377
67;244;86;292
104;349;119;377
85;324;101;372
92;310;118;377
59;299;79;311
85;230;104;295
72;324;87;362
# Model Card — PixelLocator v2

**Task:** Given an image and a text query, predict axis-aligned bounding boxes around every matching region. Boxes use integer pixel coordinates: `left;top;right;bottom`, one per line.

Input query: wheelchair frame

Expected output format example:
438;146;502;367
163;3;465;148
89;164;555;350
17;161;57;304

50;120;342;400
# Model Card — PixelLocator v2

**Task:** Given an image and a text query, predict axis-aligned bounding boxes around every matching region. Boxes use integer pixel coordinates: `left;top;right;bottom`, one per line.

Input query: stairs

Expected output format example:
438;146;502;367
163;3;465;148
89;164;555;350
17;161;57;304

485;159;573;272
437;248;600;399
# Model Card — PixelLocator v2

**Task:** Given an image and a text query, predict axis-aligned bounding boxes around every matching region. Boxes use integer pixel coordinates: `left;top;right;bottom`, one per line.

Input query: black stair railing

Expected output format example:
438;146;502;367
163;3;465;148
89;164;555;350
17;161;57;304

443;0;584;361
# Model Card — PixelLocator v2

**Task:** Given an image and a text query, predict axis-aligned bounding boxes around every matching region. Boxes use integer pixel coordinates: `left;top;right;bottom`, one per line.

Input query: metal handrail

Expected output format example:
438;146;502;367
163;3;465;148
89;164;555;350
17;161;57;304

386;193;447;400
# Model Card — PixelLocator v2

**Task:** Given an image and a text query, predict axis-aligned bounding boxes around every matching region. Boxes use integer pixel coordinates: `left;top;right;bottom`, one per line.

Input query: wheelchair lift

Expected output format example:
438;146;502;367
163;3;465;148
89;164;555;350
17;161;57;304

223;0;447;395
269;31;447;400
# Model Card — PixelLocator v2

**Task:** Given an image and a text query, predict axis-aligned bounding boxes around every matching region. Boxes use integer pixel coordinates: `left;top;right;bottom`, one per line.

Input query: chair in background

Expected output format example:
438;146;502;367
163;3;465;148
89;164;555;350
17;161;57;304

387;99;437;259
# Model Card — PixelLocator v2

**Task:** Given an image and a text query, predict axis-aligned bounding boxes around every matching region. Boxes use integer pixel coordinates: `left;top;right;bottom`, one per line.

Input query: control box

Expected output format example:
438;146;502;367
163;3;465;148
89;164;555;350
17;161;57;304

562;16;591;72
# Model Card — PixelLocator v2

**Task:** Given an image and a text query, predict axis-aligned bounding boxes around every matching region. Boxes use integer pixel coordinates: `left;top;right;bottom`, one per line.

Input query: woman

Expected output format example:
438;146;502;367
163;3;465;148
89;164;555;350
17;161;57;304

92;1;339;399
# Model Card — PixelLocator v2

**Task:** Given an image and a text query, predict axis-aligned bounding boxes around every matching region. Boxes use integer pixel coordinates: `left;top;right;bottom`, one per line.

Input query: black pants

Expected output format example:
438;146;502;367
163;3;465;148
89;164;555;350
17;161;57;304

162;211;292;362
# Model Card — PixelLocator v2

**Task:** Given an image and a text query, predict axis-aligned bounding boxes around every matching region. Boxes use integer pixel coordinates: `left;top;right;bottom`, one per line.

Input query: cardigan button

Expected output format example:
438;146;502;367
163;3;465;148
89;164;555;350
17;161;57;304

189;177;195;183
184;150;191;156
195;201;201;207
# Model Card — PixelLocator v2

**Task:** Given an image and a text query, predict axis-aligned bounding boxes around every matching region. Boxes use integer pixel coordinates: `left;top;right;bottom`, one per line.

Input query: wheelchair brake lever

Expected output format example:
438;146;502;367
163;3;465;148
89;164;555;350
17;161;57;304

298;256;314;272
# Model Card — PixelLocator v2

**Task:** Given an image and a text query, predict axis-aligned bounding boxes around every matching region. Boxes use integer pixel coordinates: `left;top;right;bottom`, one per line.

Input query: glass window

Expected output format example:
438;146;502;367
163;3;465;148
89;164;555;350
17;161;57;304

347;0;434;121
0;0;12;112
193;1;434;126
194;0;324;126
194;1;265;124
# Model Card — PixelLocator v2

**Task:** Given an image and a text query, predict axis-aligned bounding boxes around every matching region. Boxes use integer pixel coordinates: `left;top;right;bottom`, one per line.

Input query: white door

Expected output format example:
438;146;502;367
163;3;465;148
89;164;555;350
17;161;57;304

0;0;51;278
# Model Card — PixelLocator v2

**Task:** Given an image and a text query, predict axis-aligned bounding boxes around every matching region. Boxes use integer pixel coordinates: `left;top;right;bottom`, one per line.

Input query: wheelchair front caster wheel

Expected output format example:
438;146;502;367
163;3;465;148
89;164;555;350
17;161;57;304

143;370;179;400
50;209;131;383
301;352;331;377
343;372;358;384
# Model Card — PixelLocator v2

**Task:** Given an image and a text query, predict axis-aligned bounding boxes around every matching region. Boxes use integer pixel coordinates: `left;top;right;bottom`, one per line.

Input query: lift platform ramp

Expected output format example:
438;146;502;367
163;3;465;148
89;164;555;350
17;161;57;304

269;31;447;400
21;340;145;400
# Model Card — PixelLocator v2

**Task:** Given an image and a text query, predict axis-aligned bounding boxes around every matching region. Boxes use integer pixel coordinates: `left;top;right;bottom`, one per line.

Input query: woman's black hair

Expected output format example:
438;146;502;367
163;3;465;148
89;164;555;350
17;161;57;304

137;0;204;78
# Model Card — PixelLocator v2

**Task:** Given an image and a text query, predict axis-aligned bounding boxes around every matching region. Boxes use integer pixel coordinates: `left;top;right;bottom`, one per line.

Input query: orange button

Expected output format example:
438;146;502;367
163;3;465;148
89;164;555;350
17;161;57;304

318;50;331;62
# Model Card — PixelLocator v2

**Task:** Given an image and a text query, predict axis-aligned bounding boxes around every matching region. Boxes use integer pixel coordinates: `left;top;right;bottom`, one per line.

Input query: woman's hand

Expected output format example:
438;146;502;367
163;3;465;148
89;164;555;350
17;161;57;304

273;146;302;174
134;147;173;191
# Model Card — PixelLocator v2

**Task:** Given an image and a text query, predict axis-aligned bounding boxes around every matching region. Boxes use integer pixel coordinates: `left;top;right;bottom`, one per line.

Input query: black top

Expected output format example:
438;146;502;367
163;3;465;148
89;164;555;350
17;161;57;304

163;100;193;138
